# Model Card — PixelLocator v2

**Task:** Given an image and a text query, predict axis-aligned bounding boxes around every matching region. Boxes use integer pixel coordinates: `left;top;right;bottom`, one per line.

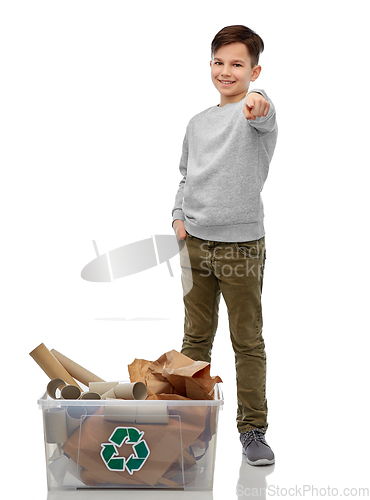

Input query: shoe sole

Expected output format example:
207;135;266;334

242;448;275;466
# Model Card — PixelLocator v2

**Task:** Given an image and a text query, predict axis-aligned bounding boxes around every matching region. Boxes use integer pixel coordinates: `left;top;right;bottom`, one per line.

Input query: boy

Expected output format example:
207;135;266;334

172;25;277;465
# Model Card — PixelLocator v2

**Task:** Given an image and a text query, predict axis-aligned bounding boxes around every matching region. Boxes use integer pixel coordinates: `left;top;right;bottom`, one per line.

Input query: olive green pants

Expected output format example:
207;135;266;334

179;232;268;433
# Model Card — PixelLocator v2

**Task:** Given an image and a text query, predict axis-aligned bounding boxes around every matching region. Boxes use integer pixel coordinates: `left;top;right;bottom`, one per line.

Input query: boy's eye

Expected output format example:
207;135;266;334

214;62;242;67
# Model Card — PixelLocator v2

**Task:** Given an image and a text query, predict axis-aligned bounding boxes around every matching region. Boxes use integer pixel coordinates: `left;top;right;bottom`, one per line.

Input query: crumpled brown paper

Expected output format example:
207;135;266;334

128;349;222;400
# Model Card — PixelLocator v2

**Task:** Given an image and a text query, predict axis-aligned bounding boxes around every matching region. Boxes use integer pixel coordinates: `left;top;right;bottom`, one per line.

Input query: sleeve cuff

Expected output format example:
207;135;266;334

246;88;268;101
172;209;185;226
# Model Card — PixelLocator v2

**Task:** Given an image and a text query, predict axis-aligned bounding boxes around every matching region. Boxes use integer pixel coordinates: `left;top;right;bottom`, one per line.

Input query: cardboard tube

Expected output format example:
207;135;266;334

136;405;169;424
79;391;101;400
79;391;101;415
115;381;148;400
107;382;148;400
103;403;136;423
44;408;68;444
30;343;81;390
89;381;118;395
101;382;148;400
47;378;66;399
60;385;81;400
66;406;87;437
102;403;168;424
51;349;105;386
100;387;115;399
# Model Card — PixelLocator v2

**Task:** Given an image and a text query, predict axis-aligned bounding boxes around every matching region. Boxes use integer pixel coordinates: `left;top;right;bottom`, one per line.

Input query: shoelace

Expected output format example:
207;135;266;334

240;428;268;449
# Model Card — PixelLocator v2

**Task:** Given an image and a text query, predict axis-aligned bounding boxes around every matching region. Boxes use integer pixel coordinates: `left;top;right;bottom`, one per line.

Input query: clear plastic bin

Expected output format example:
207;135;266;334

37;383;223;491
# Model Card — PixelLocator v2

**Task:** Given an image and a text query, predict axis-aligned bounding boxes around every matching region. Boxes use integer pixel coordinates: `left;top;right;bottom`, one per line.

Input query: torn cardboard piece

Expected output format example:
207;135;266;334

128;349;222;400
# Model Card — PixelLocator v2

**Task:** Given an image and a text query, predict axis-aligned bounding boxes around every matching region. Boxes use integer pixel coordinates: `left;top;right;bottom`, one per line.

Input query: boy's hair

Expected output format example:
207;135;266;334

211;25;264;68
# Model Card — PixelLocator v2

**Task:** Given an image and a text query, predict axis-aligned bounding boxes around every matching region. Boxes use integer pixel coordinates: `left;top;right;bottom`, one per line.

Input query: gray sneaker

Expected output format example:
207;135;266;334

240;428;275;466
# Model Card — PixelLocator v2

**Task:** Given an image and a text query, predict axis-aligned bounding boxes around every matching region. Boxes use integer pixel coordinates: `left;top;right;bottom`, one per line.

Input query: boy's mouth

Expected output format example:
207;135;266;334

218;79;236;86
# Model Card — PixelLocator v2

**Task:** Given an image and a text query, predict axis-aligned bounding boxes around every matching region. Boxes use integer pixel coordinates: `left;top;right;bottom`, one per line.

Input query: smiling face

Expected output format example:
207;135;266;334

210;42;261;107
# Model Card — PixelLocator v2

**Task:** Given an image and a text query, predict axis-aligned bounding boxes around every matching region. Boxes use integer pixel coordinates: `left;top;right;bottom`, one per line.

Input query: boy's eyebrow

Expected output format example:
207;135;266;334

213;57;245;63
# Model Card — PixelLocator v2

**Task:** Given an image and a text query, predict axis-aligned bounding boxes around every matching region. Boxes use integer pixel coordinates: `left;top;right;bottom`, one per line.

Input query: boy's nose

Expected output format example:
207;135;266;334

221;66;231;76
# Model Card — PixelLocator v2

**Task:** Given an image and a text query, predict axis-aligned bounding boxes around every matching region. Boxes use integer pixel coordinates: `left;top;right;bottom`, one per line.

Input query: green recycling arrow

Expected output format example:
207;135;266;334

100;426;150;474
110;428;128;446
126;440;150;474
106;457;125;470
127;428;144;443
101;443;118;463
126;455;146;474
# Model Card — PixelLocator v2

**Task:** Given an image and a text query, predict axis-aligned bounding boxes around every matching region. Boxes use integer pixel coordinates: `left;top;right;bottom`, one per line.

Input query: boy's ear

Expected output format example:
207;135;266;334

250;65;262;82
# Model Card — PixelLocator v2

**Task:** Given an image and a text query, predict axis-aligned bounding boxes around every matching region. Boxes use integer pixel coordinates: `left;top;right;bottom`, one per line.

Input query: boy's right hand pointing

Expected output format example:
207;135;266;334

243;92;270;121
173;219;187;241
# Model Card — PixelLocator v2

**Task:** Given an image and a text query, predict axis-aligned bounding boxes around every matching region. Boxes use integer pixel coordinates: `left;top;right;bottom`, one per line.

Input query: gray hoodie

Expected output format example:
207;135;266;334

172;89;278;242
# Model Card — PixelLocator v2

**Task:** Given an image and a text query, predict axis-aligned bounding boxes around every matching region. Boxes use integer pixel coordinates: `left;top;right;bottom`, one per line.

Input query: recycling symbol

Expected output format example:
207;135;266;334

100;426;150;475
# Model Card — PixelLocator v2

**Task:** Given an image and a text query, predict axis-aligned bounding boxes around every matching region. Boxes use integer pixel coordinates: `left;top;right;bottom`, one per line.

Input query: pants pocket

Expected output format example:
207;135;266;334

235;241;259;258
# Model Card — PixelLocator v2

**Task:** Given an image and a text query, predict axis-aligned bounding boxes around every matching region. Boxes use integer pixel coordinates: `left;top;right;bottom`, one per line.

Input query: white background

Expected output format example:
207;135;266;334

1;1;369;499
